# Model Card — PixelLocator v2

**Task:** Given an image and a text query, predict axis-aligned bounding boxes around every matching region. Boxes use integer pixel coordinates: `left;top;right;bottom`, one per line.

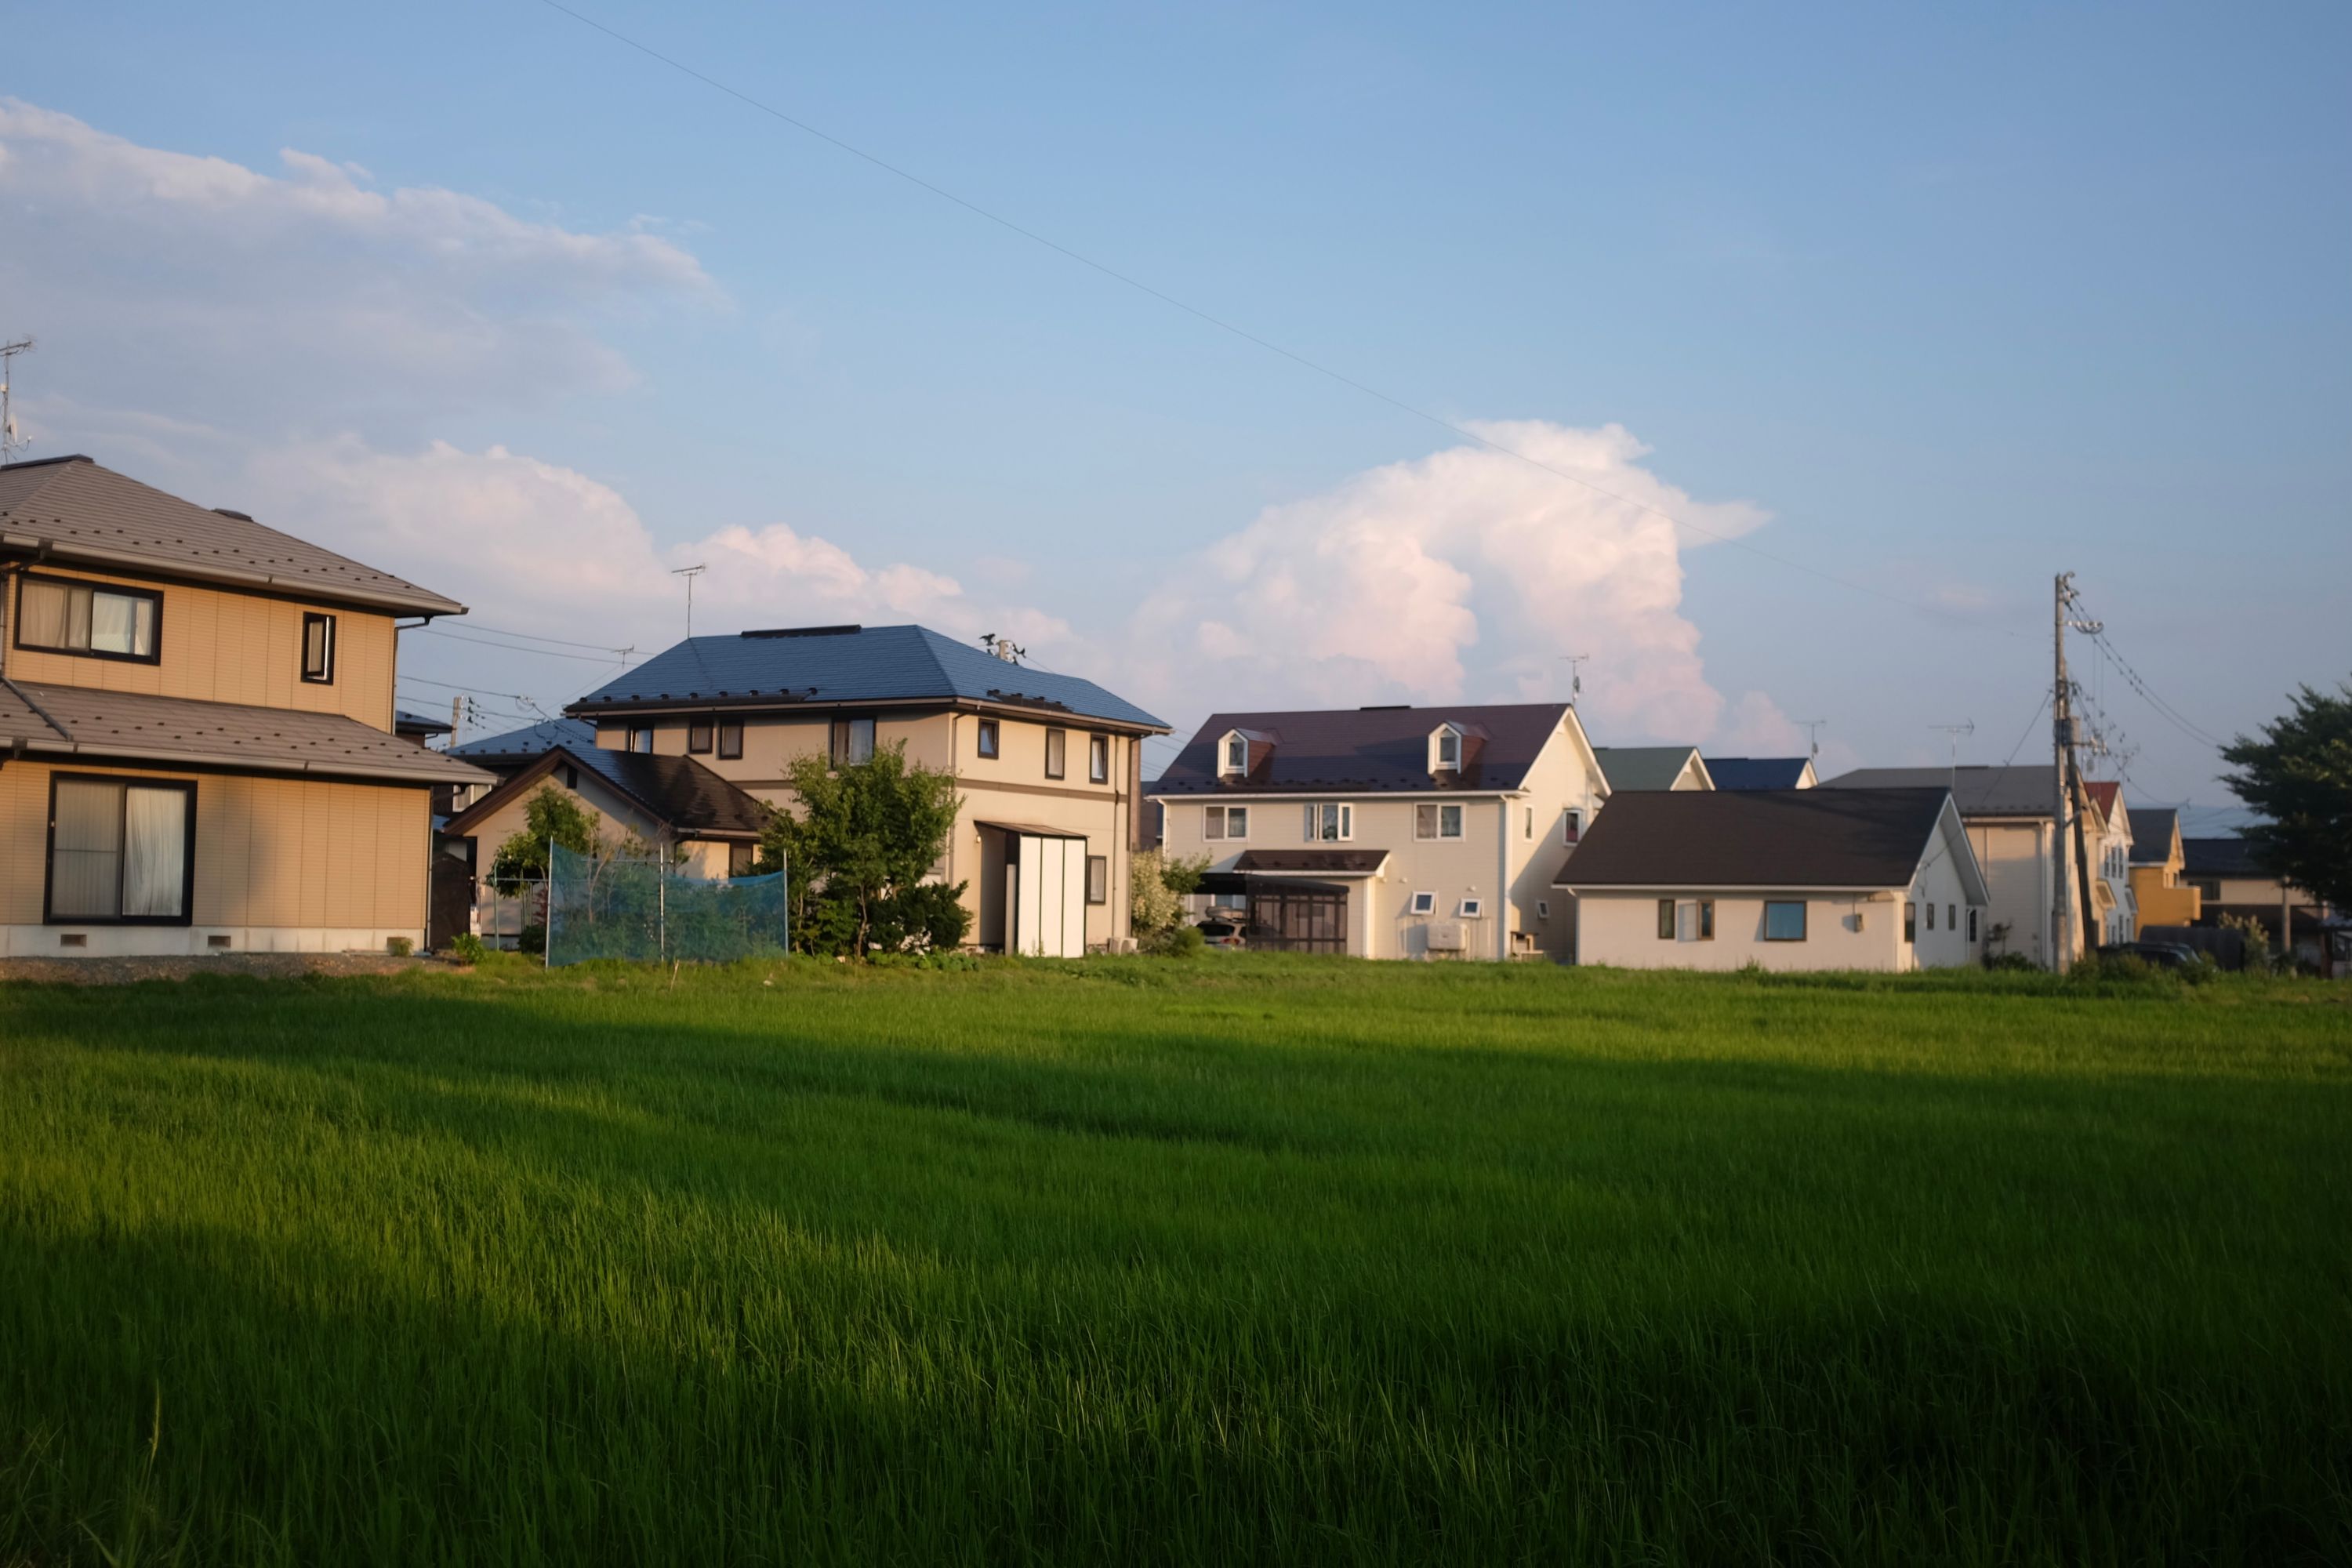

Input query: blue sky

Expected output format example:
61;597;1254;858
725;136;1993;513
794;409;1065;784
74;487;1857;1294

5;2;2347;818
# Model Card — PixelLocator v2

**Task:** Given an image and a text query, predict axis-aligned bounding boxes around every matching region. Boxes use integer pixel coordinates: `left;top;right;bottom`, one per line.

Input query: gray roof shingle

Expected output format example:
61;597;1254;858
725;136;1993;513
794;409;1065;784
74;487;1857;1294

1823;764;2060;818
568;625;1164;731
0;456;465;615
445;744;771;839
449;717;600;764
1151;703;1574;796
1592;746;1708;792
2129;808;2180;865
1557;787;1955;889
0;680;491;786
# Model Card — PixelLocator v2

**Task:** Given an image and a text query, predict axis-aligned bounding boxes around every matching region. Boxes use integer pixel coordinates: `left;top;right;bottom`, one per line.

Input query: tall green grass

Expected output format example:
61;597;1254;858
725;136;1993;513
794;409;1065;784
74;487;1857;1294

2;958;2347;1564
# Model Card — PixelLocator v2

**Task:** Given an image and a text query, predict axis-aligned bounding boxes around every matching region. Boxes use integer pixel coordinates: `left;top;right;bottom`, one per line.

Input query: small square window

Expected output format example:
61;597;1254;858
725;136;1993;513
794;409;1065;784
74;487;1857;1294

728;842;756;877
1764;901;1807;942
977;719;999;759
1537;900;1550;920
300;612;336;684
1089;734;1109;784
1408;891;1436;916
628;727;655;754
717;722;743;760
1086;855;1109;905
1044;727;1066;780
687;721;713;754
1458;897;1484;919
830;717;876;768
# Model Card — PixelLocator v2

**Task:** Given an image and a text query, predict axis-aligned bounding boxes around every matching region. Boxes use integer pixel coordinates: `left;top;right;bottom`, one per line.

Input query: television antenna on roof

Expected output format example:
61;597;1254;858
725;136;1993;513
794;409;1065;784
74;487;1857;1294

1929;720;1976;789
1561;653;1590;706
670;564;706;636
981;632;1025;664
1796;719;1827;761
0;337;33;465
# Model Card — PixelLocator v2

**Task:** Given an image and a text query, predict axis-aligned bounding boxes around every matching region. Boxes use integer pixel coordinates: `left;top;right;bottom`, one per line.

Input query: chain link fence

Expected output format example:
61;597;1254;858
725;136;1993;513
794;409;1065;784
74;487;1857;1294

545;844;789;967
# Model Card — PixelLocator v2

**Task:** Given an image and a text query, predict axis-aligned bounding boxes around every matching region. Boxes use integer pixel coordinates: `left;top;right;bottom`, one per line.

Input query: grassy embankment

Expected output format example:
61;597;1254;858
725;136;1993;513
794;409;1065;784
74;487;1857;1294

2;956;2347;1564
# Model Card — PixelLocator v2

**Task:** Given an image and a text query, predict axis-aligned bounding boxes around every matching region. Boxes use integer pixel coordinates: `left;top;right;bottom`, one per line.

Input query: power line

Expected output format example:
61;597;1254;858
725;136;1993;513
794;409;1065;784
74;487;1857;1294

1998;691;2049;771
532;0;2033;638
412;626;641;664
451;619;640;654
2082;626;2226;752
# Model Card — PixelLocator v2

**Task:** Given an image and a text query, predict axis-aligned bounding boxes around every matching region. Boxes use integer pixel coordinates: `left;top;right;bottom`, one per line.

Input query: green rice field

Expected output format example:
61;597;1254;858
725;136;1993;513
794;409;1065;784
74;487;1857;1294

2;957;2348;1564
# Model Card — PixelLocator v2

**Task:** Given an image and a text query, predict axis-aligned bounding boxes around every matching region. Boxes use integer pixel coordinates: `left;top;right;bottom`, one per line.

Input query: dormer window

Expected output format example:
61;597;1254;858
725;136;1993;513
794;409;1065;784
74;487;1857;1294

1220;731;1249;777
1430;724;1462;772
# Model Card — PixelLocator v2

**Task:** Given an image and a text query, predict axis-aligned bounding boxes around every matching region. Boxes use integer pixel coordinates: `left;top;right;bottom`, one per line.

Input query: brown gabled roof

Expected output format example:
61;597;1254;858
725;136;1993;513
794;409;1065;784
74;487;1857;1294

1152;703;1575;796
0;680;492;786
444;744;772;840
1557;787;1958;890
0;456;465;615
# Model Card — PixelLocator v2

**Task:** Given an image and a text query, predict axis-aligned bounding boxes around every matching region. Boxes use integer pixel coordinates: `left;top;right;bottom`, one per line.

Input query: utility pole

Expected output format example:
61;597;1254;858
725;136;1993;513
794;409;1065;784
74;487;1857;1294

2052;573;2103;968
671;564;706;637
0;337;34;465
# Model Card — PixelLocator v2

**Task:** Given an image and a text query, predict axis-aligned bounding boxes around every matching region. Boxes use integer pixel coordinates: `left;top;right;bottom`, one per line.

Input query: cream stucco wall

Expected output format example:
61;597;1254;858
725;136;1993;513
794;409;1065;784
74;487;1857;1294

1152;713;1606;960
4;565;398;731
0;757;430;955
1572;809;1983;972
1965;818;2072;967
593;706;1140;947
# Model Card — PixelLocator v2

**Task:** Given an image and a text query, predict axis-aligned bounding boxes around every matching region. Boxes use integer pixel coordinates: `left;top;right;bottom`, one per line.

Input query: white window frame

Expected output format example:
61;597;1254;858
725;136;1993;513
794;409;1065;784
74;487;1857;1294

1304;801;1353;842
1407;891;1436;916
1220;732;1248;776
1458;897;1484;919
1204;804;1249;841
1563;809;1582;845
1431;726;1461;771
1414;802;1465;840
1088;733;1110;785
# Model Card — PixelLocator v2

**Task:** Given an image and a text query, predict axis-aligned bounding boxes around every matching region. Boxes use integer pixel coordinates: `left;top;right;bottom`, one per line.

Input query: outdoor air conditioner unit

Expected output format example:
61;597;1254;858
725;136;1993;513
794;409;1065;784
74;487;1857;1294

1426;920;1467;952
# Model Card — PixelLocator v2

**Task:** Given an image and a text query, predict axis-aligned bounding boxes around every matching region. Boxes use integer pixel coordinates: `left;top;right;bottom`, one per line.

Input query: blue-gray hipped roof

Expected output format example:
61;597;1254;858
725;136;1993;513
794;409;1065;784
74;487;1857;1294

567;625;1166;731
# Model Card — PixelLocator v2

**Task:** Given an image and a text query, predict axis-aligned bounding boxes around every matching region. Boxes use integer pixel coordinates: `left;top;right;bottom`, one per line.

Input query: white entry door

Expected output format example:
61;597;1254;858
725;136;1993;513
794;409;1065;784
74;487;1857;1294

1011;833;1087;956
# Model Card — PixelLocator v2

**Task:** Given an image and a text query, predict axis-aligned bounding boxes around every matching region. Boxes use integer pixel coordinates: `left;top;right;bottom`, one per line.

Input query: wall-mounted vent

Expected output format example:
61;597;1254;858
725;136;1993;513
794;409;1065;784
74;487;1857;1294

741;624;861;639
58;932;88;949
208;933;234;949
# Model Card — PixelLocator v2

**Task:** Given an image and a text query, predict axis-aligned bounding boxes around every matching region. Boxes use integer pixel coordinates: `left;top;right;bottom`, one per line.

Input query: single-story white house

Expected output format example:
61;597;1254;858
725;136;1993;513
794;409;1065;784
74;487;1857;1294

1558;786;1990;971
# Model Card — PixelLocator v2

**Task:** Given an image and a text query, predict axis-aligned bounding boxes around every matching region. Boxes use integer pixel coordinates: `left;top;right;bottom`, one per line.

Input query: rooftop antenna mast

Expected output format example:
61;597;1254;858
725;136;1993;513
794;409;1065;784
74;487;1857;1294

670;564;706;637
1929;720;1975;789
0;337;33;465
1796;719;1827;761
1561;653;1590;706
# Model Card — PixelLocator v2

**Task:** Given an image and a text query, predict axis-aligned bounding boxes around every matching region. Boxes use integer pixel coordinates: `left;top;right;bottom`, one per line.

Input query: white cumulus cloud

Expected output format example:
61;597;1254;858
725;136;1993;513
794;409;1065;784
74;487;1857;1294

1131;422;1768;743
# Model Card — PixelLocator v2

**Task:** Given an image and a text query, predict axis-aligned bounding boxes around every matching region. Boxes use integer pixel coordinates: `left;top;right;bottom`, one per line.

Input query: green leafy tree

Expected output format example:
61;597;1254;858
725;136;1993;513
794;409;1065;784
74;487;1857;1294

488;786;603;892
755;742;967;956
2222;681;2352;912
1131;848;1212;936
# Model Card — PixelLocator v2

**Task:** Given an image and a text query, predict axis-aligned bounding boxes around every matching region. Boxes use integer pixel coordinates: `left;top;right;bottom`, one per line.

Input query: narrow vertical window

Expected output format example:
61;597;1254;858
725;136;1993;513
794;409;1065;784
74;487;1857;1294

1657;898;1676;940
301;612;336;684
1089;733;1109;784
1904;902;1918;943
717;722;743;760
1086;855;1108;905
976;719;1000;759
1044;727;1066;779
1563;810;1581;845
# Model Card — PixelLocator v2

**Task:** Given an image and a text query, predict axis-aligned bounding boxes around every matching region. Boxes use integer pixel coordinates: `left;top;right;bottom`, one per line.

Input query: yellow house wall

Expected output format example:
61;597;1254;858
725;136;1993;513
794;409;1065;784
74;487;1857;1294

3;565;397;731
2132;868;2202;930
0;757;428;955
594;707;1138;946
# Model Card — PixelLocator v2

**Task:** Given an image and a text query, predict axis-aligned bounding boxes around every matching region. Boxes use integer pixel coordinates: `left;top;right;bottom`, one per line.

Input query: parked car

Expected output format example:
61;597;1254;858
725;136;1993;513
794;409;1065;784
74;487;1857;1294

1192;916;1249;950
2095;941;2201;971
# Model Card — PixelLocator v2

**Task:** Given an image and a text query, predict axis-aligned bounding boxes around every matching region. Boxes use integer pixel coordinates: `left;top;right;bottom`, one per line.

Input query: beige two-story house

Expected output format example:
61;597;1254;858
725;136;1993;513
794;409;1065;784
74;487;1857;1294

0;456;488;955
1149;703;1609;960
561;624;1167;955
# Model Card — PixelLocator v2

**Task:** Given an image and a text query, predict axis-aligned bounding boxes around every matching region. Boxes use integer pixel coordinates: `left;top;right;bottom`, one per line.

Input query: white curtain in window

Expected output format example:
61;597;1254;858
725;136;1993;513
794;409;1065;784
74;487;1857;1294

50;779;125;918
122;786;189;918
18;579;71;647
849;718;876;764
89;591;142;655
